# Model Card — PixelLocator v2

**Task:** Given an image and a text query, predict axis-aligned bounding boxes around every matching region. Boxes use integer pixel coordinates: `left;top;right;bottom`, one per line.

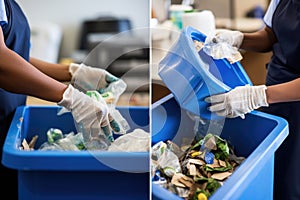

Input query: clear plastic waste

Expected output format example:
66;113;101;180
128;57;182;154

108;128;149;152
39;129;85;151
102;79;130;135
151;141;181;177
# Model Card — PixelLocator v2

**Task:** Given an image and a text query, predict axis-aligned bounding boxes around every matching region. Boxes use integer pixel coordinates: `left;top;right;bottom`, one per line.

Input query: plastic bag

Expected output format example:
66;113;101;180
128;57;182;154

151;141;181;177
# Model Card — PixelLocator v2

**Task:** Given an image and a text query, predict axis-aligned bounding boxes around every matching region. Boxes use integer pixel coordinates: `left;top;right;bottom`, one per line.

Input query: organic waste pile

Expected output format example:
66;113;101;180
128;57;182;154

151;133;245;200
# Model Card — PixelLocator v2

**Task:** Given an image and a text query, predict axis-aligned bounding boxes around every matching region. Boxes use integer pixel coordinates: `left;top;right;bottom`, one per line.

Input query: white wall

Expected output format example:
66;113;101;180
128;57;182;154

16;0;150;60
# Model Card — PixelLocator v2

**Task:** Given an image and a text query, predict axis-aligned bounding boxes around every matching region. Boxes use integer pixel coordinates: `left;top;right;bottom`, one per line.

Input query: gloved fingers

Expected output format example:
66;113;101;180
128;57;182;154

100;113;115;141
226;111;241;118
83;116;114;143
101;125;114;142
205;94;226;104
70;64;118;92
214;109;228;117
214;109;245;119
108;113;121;133
208;107;243;119
208;101;245;119
105;71;119;83
239;114;245;119
213;106;235;117
213;29;229;43
212;34;222;43
208;102;226;113
98;71;119;94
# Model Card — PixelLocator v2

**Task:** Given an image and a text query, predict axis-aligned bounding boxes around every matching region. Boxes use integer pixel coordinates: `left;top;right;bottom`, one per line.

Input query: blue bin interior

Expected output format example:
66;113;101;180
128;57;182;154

21;106;149;148
2;105;150;172
152;94;182;145
22;106;77;148
151;94;289;200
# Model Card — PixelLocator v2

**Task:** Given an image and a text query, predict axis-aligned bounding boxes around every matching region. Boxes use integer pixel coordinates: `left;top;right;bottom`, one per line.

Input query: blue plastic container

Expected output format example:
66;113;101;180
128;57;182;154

2;105;149;200
158;26;252;120
152;94;289;200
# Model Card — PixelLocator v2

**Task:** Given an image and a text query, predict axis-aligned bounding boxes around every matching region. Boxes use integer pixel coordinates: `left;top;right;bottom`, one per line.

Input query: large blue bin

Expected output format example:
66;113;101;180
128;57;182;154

152;94;289;200
2;105;149;200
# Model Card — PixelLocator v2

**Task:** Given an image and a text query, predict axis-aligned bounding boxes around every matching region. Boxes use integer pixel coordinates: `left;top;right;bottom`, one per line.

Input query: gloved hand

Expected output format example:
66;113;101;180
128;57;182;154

58;84;120;147
205;85;268;119
213;29;244;49
69;63;119;94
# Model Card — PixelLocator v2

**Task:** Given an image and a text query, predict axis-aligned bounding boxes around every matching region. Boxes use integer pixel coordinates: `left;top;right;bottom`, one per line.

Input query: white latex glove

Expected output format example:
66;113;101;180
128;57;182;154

213;29;244;49
69;63;119;93
58;85;119;145
205;85;268;119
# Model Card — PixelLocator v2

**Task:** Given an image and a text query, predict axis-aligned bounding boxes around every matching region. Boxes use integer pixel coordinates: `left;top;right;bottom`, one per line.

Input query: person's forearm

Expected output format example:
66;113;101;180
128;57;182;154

29;57;71;82
240;26;277;53
266;78;300;104
0;47;67;102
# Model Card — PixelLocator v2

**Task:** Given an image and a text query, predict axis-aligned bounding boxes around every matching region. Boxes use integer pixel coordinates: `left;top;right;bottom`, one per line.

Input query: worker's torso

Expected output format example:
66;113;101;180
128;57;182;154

266;0;300;85
262;1;300;199
0;0;30;137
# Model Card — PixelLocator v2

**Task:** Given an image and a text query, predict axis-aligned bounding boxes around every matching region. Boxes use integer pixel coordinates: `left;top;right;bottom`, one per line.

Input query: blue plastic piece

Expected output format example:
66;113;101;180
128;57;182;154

151;94;289;200
158;26;252;120
204;151;214;164
152;170;166;184
2;105;149;200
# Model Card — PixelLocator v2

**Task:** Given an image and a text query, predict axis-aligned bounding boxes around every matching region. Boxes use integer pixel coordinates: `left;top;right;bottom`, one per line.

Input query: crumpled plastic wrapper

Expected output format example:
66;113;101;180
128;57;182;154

202;36;243;64
107;128;149;152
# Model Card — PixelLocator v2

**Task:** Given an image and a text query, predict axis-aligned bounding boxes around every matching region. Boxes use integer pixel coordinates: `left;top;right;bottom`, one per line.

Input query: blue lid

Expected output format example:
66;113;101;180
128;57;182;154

158;26;252;120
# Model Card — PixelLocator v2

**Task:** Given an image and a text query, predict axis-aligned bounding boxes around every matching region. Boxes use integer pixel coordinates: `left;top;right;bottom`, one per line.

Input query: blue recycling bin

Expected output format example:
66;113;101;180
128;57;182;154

152;94;289;200
158;26;252;120
2;105;149;200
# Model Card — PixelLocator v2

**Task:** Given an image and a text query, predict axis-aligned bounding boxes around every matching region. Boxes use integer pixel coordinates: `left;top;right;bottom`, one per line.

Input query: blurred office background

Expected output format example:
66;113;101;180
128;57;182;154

16;0;150;106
